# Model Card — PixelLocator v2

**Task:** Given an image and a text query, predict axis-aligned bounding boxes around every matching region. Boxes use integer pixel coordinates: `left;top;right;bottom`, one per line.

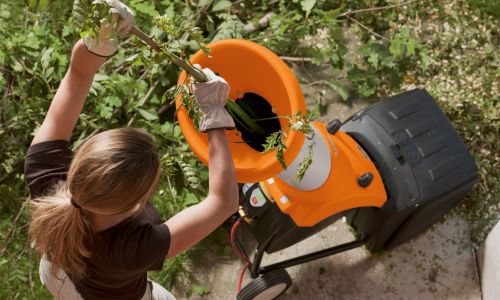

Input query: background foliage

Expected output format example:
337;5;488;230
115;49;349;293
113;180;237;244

0;0;497;298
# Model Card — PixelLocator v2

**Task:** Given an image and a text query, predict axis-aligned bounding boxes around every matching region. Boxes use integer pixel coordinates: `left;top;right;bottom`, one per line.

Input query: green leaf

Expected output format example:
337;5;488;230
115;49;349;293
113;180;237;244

44;67;54;79
137;108;158;121
326;81;349;101
358;84;375;97
262;131;287;170
40;47;53;69
0;74;5;93
197;0;211;7
191;284;210;296
301;0;317;17
295;141;314;181
98;103;113;119
211;0;231;12
130;1;158;17
173;125;182;138
106;96;122;108
0;9;11;19
29;0;49;11
407;39;416;55
93;74;109;82
484;43;494;54
368;52;379;69
419;49;429;71
12;60;23;72
184;193;199;206
324;8;341;20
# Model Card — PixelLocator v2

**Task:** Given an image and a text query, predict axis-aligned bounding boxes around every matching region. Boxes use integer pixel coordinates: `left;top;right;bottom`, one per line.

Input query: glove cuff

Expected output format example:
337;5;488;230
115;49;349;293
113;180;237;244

199;108;236;132
83;35;118;58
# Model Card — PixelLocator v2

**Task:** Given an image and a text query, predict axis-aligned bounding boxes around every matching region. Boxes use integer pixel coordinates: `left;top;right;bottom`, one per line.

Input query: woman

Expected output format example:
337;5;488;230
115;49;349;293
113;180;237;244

25;1;238;299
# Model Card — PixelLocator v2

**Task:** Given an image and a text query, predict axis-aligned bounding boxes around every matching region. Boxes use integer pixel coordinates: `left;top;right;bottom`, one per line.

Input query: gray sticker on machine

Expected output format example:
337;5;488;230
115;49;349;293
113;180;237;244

249;188;267;207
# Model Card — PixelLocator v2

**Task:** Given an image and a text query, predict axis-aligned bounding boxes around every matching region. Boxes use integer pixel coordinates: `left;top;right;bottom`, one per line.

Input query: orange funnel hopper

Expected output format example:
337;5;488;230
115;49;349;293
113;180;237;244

176;39;306;183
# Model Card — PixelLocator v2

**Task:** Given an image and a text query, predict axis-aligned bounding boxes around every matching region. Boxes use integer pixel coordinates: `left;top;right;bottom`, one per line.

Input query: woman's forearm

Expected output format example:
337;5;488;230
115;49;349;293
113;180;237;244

163;130;238;258
70;40;107;78
207;130;238;213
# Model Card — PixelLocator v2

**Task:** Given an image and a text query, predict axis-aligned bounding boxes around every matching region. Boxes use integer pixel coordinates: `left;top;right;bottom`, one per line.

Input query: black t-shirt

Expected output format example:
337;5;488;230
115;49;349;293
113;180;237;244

24;140;171;300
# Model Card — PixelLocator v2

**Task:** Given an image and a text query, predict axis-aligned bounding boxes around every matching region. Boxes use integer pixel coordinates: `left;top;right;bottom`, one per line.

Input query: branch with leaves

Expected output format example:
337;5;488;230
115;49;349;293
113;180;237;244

76;0;316;181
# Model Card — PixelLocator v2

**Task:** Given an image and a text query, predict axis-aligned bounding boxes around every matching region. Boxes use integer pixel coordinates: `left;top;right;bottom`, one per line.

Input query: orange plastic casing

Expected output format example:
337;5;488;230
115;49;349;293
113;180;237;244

261;122;387;227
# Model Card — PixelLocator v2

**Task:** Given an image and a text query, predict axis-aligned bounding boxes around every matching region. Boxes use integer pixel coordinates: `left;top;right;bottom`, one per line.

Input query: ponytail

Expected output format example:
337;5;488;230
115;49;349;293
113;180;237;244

29;128;161;278
29;182;91;278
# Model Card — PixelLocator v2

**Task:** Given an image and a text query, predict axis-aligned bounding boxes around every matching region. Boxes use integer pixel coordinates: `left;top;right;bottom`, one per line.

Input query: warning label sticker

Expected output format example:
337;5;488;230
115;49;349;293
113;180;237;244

249;190;266;207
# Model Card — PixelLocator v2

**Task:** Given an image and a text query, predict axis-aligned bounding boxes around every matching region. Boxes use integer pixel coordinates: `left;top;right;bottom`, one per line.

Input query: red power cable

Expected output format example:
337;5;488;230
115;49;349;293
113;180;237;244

231;218;251;294
237;262;250;293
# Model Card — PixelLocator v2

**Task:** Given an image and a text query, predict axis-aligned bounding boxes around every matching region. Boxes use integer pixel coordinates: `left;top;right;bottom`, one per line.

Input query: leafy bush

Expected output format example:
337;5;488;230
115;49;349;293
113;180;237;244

396;1;499;242
1;0;496;298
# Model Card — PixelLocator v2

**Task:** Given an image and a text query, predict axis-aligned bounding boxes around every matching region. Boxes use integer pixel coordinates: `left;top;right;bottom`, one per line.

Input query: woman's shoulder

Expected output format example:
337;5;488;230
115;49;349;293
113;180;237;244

24;140;73;198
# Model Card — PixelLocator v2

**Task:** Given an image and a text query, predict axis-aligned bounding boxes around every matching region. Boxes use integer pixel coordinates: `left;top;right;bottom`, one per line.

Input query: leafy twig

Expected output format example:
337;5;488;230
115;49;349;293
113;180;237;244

261;111;314;172
80;4;316;177
295;141;314;181
263;131;287;169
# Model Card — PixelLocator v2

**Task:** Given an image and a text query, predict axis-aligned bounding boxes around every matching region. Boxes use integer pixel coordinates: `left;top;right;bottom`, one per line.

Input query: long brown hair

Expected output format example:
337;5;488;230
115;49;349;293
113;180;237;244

29;128;161;278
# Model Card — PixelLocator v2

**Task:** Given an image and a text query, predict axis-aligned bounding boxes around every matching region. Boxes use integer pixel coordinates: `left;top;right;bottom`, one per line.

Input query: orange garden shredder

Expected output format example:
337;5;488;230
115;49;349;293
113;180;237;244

176;40;478;300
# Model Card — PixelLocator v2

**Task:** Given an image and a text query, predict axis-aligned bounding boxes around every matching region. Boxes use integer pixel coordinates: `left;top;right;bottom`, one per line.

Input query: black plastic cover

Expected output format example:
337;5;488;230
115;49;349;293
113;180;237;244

342;89;478;251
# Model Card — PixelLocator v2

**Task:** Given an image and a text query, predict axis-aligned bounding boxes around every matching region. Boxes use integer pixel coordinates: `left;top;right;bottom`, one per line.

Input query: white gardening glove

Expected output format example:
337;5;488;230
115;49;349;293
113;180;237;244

192;65;236;132
83;0;134;57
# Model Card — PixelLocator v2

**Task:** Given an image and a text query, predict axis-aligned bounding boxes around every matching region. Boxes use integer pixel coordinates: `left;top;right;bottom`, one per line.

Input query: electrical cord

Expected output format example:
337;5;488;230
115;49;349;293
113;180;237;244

230;217;251;294
237;262;250;293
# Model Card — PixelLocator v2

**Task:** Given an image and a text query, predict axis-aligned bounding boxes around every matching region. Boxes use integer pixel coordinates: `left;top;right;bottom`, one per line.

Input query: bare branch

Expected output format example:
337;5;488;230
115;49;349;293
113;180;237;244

346;16;389;41
339;0;420;17
29;249;35;298
244;12;276;33
280;56;313;62
138;80;160;107
129;26;207;82
0;200;27;257
0;168;16;185
1;75;12;123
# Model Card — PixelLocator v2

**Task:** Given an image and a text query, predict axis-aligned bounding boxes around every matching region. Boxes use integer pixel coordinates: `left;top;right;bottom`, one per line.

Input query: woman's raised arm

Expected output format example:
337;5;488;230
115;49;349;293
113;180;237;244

31;0;133;146
31;41;106;145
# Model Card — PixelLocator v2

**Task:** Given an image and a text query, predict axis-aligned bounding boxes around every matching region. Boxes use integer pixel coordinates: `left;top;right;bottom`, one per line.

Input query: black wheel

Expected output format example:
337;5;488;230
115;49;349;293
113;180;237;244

237;269;292;300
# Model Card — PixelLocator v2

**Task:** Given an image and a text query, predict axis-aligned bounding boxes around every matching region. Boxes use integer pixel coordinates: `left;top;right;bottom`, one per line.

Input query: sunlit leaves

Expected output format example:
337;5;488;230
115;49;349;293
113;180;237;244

211;0;232;12
301;0;317;17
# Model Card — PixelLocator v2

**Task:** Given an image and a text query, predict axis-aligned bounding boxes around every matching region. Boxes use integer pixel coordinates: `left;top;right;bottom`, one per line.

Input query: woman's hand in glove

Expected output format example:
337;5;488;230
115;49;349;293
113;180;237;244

83;0;134;57
192;65;236;132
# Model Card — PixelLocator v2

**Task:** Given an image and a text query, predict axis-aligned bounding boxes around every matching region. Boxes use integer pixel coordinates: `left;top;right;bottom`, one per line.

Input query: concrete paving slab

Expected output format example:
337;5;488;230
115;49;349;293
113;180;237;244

172;214;480;300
